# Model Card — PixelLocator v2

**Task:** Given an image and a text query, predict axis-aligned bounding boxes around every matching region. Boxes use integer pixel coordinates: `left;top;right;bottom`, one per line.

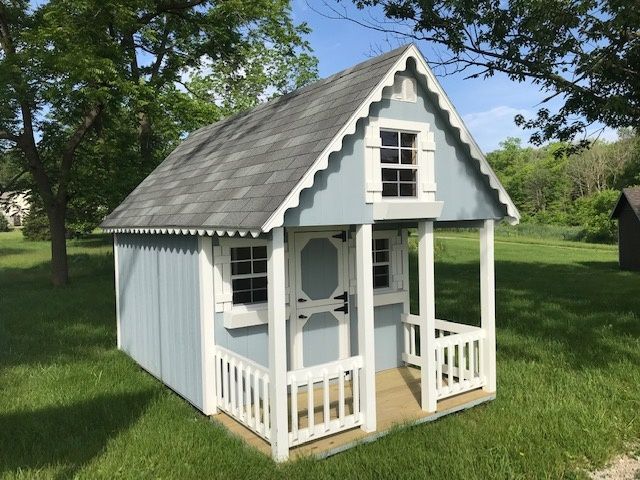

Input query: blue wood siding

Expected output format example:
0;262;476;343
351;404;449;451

283;68;506;226
116;233;203;410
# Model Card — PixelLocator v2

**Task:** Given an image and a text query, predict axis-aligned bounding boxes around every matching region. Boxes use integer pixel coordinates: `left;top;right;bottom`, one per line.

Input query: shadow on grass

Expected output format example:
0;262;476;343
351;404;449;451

408;250;640;372
0;246;30;256
0;390;154;478
0;254;115;369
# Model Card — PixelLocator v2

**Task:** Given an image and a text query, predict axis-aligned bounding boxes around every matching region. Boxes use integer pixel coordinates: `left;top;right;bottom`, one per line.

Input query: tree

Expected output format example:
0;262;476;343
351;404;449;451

337;0;639;146
0;0;317;285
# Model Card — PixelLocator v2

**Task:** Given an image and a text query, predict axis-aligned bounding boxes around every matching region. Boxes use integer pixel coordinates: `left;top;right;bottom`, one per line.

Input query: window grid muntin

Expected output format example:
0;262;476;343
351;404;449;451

380;129;418;198
372;237;391;289
230;245;268;305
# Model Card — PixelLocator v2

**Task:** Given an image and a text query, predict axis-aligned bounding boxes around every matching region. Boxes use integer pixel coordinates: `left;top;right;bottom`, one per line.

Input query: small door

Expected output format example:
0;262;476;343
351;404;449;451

291;230;350;369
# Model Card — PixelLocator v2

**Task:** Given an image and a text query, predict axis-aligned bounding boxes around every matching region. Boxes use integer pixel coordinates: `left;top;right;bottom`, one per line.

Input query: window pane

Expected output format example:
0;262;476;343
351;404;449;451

380;130;398;147
380;148;399;164
253;260;267;274
375;251;389;263
401;149;416;165
231;261;251;275
401;132;416;148
374;264;389;277
252;246;267;259
399;169;416;181
382;168;398;181
252;289;267;303
382;183;398;197
374;274;390;289
252;276;267;289
232;278;251;291
399;183;416;197
233;290;252;305
374;238;388;250
231;247;251;261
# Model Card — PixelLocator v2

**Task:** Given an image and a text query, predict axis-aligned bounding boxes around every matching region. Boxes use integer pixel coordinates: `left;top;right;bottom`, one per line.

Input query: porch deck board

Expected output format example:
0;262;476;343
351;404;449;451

212;366;494;459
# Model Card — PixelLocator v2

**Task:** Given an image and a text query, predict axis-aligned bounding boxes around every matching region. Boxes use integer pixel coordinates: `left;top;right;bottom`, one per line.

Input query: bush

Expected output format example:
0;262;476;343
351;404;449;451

0;214;9;232
572;189;619;243
22;209;51;241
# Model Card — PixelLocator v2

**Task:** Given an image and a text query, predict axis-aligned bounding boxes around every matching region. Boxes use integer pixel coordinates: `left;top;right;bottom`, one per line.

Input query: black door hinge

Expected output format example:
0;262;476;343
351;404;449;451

334;303;349;314
333;291;348;301
332;231;347;242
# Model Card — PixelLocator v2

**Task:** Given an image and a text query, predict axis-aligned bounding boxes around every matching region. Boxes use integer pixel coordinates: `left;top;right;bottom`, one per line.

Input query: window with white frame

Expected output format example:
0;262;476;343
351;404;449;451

372;237;391;289
380;129;418;198
230;245;267;305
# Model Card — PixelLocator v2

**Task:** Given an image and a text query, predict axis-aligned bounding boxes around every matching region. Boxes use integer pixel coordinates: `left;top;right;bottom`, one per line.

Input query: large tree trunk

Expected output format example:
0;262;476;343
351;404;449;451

47;203;68;286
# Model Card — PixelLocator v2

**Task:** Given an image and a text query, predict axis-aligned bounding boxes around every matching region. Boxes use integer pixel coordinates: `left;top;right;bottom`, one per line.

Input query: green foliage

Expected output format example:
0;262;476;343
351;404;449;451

349;0;640;146
22;210;51;241
487;134;640;243
0;214;9;232
572;189;619;243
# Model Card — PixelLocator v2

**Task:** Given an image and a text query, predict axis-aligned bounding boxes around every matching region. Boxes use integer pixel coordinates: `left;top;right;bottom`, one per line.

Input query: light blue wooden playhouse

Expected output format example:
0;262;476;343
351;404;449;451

103;44;519;461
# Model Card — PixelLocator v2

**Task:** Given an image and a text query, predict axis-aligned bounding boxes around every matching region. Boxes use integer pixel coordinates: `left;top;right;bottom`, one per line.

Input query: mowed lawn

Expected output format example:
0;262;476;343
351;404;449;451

1;229;639;479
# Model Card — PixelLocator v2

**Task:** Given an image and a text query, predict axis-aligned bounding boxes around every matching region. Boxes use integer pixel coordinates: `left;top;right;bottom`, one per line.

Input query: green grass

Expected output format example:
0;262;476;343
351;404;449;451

1;229;639;479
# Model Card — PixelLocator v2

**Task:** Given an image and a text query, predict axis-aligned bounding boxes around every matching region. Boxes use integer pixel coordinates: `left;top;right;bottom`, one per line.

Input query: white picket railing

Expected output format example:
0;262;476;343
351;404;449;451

287;355;364;447
213;346;271;441
401;314;486;400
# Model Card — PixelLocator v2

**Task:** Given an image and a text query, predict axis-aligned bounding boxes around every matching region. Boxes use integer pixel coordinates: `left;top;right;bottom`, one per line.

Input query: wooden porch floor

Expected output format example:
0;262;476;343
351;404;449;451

212;366;494;459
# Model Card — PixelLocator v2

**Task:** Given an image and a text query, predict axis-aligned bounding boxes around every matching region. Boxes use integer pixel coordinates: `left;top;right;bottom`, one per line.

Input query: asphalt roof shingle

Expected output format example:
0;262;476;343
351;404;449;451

102;45;410;231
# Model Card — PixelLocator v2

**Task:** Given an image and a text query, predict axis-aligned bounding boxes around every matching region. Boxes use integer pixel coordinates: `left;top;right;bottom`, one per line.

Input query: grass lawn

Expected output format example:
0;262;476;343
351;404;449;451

1;229;639;479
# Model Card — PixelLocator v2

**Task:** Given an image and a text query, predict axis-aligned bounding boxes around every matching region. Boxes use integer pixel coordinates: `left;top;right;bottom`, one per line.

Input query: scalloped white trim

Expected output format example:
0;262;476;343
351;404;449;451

261;44;519;232
102;227;262;238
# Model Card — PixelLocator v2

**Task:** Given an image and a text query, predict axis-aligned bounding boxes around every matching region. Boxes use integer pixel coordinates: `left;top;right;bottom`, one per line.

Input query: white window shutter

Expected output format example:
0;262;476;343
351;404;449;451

213;244;233;312
391;233;406;290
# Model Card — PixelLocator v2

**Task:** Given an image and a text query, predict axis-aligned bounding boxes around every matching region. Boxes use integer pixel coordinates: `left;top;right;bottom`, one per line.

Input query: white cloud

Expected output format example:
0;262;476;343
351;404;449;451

462;106;533;153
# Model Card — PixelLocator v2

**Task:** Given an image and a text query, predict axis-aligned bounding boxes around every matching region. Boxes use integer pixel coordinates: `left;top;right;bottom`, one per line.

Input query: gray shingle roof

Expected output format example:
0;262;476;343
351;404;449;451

612;187;640;220
102;45;410;231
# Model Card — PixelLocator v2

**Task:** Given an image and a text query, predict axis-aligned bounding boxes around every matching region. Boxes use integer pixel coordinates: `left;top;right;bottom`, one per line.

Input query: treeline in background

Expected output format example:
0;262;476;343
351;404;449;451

487;129;639;243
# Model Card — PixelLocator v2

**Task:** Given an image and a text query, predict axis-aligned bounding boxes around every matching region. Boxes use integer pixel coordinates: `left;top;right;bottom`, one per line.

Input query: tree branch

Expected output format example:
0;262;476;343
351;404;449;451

0;129;19;142
57;104;103;202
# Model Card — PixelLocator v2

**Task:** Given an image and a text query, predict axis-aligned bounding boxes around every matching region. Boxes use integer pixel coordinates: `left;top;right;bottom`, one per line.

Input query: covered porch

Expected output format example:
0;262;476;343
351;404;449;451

200;219;497;461
214;365;494;458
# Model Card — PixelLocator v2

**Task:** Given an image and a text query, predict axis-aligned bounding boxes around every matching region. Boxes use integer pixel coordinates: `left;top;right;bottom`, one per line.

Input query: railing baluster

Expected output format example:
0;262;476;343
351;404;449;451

291;378;298;441
447;344;454;390
237;361;244;420
263;373;270;437
323;370;330;431
253;372;260;429
307;372;314;435
410;325;416;356
338;370;345;426
223;354;229;410
436;346;443;392
353;366;360;422
245;366;252;426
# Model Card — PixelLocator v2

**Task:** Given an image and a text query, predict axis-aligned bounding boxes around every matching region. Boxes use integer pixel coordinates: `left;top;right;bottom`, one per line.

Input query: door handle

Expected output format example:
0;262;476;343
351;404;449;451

298;314;307;319
297;298;307;303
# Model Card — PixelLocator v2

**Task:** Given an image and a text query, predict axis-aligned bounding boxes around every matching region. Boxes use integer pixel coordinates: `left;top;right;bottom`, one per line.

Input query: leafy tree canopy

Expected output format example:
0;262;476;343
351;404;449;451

0;0;318;284
341;0;640;147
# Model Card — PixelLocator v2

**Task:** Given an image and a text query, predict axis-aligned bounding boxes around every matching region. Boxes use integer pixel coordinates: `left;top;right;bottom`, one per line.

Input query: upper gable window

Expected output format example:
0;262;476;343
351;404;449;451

380;130;418;197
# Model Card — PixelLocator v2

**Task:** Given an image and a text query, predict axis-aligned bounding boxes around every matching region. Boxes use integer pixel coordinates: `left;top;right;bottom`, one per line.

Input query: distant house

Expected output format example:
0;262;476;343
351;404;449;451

102;44;520;461
0;191;30;227
611;187;640;271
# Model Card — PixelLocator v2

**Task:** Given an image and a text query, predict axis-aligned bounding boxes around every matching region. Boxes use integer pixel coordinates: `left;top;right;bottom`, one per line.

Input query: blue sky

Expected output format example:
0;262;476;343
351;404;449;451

291;1;615;152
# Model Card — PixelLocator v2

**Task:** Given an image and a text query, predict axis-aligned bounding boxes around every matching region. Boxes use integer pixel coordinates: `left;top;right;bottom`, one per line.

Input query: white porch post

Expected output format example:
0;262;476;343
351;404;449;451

418;220;437;412
113;234;121;350
480;219;497;393
268;227;289;461
198;235;217;415
355;224;377;432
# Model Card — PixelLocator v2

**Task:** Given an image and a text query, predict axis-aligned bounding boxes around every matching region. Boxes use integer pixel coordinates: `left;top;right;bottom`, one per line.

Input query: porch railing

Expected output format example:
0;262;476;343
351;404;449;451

213;345;271;441
287;355;364;447
401;314;486;400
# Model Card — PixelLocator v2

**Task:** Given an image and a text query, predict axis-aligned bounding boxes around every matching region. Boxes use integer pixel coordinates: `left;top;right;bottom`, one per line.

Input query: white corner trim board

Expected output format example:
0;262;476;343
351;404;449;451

261;44;520;233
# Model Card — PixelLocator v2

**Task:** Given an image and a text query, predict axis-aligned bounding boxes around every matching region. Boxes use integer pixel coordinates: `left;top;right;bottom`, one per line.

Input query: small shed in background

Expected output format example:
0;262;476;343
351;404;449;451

611;187;640;271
